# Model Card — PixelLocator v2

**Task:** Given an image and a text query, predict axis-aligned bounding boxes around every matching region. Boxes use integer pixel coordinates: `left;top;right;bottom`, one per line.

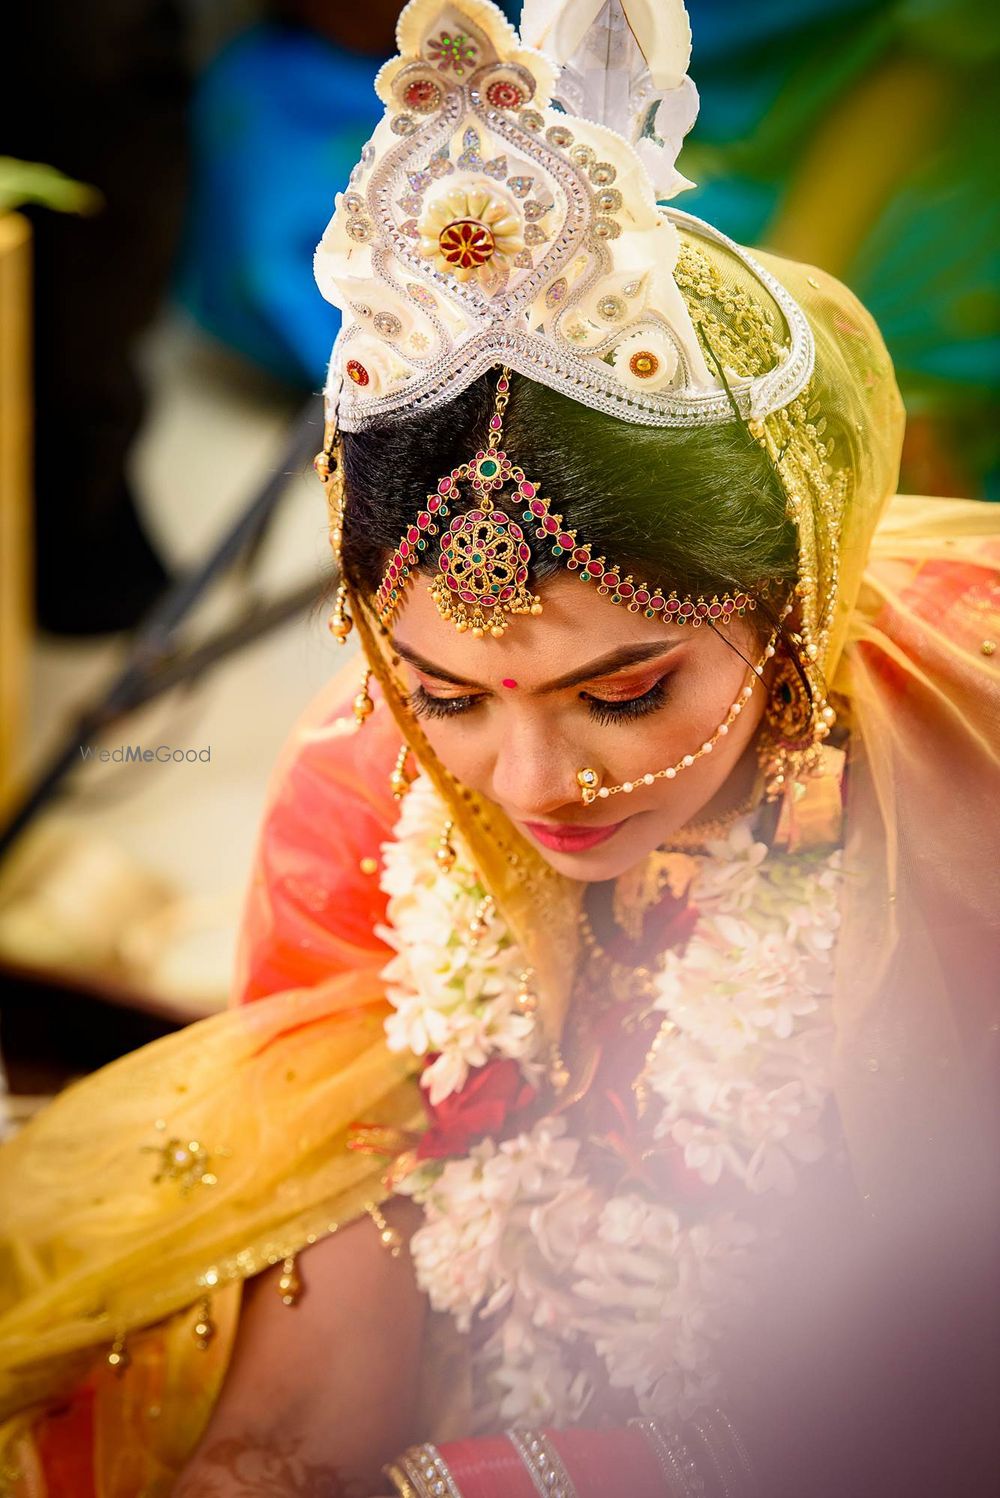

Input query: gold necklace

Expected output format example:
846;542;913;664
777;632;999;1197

608;793;759;941
659;790;759;852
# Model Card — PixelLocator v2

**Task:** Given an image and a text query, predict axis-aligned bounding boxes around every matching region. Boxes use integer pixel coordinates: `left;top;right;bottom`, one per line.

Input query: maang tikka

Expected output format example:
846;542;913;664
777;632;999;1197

375;367;758;639
377;369;543;639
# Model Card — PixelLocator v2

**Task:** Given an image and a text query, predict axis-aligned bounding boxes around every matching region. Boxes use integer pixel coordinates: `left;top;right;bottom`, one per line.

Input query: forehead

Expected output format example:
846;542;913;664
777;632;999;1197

392;572;711;686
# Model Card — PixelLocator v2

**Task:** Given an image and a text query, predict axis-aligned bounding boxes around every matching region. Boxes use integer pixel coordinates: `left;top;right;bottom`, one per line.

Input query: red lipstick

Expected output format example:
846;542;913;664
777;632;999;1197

522;819;626;853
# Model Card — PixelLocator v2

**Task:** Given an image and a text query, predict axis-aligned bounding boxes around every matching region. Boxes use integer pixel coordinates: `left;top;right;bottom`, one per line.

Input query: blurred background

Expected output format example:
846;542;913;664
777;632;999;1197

0;0;997;1129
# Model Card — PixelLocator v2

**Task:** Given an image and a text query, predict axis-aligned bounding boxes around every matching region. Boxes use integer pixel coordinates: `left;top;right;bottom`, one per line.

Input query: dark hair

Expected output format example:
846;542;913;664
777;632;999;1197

341;369;797;635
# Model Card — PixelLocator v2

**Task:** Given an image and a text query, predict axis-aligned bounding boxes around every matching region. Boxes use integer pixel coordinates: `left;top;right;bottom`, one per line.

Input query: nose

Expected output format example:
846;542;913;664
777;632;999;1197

489;713;580;820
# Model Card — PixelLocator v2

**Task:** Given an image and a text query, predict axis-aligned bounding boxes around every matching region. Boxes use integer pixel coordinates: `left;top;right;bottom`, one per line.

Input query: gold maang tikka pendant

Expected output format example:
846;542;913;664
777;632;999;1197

431;492;541;638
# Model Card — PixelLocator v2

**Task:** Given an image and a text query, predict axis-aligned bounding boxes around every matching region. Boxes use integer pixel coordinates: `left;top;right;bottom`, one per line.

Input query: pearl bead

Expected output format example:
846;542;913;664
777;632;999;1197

732;703;742;715
598;787;610;798
701;742;713;753
718;724;729;735
623;782;633;793
643;773;654;785
682;754;694;767
665;767;676;779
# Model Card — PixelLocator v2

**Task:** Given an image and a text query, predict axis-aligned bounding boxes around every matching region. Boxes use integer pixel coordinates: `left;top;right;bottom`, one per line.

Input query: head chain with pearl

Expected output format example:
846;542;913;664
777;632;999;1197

374;367;762;639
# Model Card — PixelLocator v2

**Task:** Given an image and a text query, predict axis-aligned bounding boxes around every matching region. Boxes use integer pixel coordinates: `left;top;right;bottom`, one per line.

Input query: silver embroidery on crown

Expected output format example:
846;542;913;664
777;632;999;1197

314;0;815;432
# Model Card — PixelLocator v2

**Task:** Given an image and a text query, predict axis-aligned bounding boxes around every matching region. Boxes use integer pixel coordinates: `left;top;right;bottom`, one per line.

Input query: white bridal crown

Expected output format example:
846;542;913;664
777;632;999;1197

314;0;815;432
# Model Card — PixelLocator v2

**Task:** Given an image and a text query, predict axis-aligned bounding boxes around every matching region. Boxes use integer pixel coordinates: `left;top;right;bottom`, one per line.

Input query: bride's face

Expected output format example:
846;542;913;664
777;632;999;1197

392;572;769;882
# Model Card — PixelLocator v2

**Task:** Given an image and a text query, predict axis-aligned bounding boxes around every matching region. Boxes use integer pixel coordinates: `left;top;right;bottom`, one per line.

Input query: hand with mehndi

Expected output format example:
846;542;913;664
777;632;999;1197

170;1201;425;1497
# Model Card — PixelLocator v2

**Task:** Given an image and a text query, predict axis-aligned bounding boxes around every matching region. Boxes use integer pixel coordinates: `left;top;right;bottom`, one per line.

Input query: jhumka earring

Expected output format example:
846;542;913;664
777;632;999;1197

757;643;836;800
390;743;416;800
315;436;354;645
353;668;375;726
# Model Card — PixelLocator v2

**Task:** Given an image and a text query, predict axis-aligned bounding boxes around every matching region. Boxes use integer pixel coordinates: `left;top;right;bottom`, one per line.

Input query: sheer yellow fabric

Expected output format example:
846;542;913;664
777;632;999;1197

0;226;997;1493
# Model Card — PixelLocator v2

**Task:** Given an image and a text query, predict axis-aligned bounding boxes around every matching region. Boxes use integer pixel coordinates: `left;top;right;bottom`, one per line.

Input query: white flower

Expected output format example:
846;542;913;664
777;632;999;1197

379;772;843;1426
378;776;541;1102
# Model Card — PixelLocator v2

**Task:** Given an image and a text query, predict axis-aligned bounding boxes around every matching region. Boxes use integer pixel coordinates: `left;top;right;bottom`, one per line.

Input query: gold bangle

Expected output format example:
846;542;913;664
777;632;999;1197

382;1462;420;1498
384;1445;462;1498
364;1199;404;1258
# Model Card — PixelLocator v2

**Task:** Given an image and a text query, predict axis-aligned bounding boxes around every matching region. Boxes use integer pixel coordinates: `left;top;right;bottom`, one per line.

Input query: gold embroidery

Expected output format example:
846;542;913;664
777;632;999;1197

143;1136;222;1192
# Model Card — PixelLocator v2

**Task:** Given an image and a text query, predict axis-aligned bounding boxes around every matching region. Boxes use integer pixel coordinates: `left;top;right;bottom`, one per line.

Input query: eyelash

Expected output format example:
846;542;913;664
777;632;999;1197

407;677;672;725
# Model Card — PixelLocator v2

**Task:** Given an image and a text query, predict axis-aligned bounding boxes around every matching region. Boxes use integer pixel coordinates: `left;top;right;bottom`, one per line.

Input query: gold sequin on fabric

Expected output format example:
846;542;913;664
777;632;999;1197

143;1136;222;1192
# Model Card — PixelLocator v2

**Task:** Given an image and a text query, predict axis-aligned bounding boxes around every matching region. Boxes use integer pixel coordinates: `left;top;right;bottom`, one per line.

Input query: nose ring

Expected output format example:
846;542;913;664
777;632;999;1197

576;767;601;804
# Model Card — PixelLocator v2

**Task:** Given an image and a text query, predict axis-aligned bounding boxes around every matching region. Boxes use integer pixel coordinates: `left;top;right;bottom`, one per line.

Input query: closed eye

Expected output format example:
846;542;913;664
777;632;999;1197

409;675;673;724
407;685;484;720
582;674;671;726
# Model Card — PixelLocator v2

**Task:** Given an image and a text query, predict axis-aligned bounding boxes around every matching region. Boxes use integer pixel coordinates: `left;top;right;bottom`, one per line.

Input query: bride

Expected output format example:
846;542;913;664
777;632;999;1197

1;2;997;1495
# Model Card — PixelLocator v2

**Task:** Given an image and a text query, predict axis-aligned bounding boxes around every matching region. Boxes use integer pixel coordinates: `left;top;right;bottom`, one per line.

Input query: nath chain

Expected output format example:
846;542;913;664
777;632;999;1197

576;617;784;805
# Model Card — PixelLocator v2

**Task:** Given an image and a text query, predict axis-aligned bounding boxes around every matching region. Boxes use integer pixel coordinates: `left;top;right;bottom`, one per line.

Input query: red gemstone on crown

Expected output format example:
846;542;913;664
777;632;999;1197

404;78;442;112
486;79;524;110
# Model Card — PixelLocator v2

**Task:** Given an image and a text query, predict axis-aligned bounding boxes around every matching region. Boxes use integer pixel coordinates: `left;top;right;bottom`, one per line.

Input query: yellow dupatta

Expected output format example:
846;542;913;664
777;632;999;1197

0;234;997;1494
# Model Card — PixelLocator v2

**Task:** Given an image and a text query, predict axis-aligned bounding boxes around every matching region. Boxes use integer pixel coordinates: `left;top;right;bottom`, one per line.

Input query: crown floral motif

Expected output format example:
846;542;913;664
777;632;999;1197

314;0;814;433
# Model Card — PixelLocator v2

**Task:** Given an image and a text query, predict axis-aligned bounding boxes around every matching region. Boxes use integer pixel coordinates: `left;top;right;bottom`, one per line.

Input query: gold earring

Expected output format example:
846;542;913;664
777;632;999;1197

757;646;832;800
328;580;354;644
277;1254;303;1307
192;1297;216;1350
317;435;353;646
353;668;375;725
435;821;457;872
390;743;415;799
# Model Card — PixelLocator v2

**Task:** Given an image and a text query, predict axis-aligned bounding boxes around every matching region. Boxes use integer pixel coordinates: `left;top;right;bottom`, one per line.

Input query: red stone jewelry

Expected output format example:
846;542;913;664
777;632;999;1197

374;368;765;637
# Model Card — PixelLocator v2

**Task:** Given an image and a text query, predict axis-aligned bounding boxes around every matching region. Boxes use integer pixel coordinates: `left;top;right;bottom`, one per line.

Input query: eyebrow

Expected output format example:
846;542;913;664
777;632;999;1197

391;638;683;694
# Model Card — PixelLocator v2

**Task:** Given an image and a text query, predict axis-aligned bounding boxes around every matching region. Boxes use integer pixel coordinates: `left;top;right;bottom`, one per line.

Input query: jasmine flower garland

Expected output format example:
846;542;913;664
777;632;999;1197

379;776;842;1427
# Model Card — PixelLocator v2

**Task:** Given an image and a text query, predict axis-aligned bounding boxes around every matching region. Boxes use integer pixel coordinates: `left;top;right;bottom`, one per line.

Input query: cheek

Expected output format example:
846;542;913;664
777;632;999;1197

415;716;494;785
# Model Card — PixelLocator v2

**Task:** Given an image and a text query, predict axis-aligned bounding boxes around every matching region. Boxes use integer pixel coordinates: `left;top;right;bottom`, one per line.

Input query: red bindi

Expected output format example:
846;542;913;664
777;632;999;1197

501;678;518;689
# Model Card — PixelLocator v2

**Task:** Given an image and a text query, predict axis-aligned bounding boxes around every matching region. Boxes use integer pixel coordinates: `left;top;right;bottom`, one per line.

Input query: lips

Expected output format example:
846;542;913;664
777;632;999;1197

521;818;627;853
